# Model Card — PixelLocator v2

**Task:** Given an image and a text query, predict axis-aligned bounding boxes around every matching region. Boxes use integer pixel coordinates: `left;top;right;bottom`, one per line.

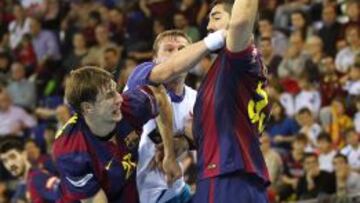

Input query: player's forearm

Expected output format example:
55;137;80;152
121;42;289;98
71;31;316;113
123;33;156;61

81;189;108;203
150;41;209;84
231;0;258;26
227;0;258;52
151;85;176;158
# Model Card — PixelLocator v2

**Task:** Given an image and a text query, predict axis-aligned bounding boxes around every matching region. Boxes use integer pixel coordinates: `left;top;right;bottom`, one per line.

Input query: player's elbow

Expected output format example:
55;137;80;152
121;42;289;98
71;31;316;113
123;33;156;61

150;67;176;84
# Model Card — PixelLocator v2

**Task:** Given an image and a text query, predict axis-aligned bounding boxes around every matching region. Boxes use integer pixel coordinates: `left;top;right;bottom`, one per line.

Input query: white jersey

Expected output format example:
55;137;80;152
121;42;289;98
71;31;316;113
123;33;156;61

136;85;197;203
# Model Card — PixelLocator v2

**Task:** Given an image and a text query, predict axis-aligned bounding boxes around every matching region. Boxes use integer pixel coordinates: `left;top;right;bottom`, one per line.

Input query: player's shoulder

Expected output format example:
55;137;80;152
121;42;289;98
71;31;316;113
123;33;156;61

223;43;258;60
55;114;80;140
127;61;156;90
53;114;88;157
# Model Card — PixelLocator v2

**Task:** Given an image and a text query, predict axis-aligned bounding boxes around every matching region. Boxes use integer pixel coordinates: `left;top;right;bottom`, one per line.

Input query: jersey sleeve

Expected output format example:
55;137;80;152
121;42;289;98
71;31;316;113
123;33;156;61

28;170;61;203
54;153;100;200
224;44;266;76
126;62;156;90
121;86;159;130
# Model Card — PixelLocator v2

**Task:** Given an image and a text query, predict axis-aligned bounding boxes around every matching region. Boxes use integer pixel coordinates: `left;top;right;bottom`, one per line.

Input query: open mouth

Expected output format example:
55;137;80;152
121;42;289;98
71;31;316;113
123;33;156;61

112;108;121;116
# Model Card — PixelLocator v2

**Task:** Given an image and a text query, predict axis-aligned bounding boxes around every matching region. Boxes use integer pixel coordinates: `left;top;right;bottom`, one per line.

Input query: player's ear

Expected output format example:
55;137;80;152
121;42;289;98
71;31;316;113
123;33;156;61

81;102;94;114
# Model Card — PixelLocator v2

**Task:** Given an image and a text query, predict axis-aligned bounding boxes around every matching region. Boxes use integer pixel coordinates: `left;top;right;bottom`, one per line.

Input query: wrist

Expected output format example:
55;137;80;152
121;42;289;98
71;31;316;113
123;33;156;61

203;29;226;51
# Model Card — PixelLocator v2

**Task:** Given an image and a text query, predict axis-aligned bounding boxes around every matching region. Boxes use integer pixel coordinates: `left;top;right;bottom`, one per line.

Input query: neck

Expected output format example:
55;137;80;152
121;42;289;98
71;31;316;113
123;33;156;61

75;48;87;54
293;150;304;160
322;148;332;154
22;160;31;181
84;116;116;137
350;43;360;51
312;52;322;62
351;143;359;149
166;81;185;96
263;53;273;63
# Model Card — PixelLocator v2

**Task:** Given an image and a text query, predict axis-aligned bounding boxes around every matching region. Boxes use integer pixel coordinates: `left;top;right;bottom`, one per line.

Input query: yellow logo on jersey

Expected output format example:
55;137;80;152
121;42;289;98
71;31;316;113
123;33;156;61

55;115;78;139
247;82;268;133
122;153;136;179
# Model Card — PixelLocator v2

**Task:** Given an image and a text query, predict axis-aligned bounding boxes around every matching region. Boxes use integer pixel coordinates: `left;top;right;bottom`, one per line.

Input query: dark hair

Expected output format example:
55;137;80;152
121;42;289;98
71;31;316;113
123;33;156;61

260;37;272;43
65;66;114;113
0;137;24;154
304;152;318;161
24;138;38;146
211;0;234;13
298;107;312;115
334;153;348;163
291;10;309;39
294;133;308;143
104;47;118;55
317;132;332;143
89;11;101;23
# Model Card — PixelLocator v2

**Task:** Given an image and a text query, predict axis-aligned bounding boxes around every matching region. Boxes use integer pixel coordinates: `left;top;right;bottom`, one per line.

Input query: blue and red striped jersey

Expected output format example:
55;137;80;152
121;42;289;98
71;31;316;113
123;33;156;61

53;87;158;202
193;45;270;186
27;168;61;203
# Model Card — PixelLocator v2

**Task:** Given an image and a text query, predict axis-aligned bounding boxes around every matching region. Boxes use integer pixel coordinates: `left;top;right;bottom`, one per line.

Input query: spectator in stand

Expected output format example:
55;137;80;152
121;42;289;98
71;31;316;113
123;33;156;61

55;104;72;129
278;134;307;202
15;34;37;74
297;108;322;148
317;4;342;57
317;133;337;172
335;25;360;73
62;32;89;73
327;97;353;147
295;74;322;116
273;0;310;29
342;0;360;31
257;16;288;56
82;24;118;66
260;134;283;189
278;32;309;79
0;87;36;136
342;60;360;98
0;52;11;86
296;153;336;200
290;10;313;39
333;153;360;196
340;128;360;172
29;17;61;67
108;8;126;46
173;12;200;42
24;139;57;174
0;136;61;203
259;37;283;78
319;56;344;108
266;100;299;151
354;97;360;133
8;3;31;50
6;62;36;110
303;35;323;82
102;47;123;81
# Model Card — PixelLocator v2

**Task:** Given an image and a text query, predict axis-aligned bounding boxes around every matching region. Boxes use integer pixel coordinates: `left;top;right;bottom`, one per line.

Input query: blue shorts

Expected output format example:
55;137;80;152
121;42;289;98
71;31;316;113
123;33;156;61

191;172;268;203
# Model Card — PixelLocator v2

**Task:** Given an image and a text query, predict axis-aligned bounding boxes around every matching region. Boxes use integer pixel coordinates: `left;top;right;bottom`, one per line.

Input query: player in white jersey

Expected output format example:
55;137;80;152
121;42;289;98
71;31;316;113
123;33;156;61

125;30;197;203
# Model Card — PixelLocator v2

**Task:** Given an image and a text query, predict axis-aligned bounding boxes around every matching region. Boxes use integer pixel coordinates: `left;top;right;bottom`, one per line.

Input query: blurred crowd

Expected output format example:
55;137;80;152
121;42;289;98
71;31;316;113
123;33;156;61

0;0;359;202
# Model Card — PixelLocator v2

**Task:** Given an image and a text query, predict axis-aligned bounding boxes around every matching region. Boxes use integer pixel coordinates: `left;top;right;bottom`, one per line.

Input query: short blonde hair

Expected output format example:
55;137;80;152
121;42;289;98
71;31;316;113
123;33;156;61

153;30;192;54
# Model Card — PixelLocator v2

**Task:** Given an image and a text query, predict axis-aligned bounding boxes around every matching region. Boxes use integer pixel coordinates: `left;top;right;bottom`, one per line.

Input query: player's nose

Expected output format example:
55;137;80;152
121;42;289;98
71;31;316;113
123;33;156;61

115;92;123;105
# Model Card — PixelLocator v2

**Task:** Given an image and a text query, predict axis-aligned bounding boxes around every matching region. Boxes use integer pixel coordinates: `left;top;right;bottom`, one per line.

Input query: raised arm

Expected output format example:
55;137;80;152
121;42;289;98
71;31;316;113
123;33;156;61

149;30;225;84
149;85;181;184
226;0;258;52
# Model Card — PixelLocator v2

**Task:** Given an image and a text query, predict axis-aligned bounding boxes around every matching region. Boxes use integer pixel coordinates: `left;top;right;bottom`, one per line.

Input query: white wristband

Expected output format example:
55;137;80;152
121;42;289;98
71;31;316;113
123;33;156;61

203;29;226;51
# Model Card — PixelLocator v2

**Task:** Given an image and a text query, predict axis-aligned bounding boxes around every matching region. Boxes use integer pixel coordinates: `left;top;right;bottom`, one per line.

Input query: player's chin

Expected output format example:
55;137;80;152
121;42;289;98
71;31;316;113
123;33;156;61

111;113;122;122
